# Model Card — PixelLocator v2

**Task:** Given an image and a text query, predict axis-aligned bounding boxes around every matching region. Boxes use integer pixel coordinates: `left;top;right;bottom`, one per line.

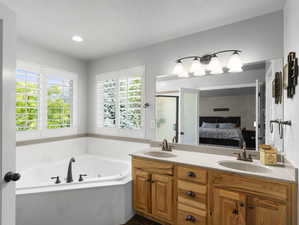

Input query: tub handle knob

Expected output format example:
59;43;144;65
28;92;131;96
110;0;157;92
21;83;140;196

51;176;61;184
4;172;21;183
79;174;87;182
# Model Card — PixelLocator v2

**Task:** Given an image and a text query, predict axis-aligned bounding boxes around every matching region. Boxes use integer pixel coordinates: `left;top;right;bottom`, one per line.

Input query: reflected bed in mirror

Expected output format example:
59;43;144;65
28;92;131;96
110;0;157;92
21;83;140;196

155;59;284;152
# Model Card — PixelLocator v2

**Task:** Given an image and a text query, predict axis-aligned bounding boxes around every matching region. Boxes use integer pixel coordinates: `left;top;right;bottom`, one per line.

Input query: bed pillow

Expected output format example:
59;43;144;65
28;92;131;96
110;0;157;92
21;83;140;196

218;123;235;129
201;122;218;128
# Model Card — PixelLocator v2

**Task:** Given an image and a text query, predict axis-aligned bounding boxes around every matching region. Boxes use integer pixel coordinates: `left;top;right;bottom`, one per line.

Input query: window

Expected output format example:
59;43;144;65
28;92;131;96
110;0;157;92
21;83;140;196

47;77;73;128
16;67;40;131
96;66;144;134
119;76;142;129
16;61;78;139
97;79;117;128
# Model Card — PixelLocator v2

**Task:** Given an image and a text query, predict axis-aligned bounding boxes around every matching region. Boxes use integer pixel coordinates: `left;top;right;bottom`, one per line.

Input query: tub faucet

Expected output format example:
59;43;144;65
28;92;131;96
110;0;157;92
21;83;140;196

66;157;76;183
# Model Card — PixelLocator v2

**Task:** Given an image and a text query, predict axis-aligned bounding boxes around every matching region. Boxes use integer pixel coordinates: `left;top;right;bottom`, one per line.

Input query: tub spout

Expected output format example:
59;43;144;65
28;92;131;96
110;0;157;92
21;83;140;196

66;157;76;183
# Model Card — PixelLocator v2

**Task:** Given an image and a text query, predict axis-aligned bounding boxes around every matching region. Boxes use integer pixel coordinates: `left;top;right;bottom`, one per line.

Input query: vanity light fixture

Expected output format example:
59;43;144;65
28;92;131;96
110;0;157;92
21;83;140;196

173;50;243;77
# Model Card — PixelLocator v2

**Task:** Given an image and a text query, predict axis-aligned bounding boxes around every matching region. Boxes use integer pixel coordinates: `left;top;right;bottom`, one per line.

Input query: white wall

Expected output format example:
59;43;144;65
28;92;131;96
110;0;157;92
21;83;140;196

284;0;299;222
265;59;284;153
200;95;256;130
16;39;88;135
87;11;284;139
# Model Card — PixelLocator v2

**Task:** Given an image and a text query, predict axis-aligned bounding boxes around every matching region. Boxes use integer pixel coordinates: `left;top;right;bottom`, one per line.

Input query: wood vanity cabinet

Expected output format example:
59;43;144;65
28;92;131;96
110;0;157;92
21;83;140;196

132;157;174;224
212;188;246;225
132;157;297;225
209;170;295;225
246;196;287;225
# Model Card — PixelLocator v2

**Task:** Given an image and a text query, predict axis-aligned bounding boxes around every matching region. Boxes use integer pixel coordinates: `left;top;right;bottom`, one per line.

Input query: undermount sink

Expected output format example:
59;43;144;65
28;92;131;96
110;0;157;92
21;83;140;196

144;151;176;158
218;160;271;173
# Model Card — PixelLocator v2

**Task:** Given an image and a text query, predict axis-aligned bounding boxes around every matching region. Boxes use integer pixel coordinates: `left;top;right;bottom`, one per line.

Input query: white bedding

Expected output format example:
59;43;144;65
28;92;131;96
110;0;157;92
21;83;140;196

199;127;244;143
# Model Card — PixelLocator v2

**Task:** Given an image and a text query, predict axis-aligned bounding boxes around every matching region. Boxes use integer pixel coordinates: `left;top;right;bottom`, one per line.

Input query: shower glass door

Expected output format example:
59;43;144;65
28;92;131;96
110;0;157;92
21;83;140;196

156;96;178;142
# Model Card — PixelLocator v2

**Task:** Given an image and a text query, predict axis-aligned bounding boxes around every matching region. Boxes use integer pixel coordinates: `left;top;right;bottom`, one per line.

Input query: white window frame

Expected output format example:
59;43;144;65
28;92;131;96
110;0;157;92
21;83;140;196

16;61;79;141
95;66;145;138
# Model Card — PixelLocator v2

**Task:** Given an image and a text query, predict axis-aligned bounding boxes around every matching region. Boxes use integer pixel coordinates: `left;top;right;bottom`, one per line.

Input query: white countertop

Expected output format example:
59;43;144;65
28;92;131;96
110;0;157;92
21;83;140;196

131;148;297;183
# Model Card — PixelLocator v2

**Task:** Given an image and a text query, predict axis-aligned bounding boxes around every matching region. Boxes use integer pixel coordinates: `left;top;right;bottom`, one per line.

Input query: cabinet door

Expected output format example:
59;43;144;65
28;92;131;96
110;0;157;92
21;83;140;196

247;196;287;225
133;169;151;212
152;174;173;221
213;188;246;225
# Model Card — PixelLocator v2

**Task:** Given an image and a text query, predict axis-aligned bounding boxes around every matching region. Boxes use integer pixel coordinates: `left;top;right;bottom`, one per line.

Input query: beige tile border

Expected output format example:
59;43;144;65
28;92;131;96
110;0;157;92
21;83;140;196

16;134;87;146
16;133;151;146
86;133;151;144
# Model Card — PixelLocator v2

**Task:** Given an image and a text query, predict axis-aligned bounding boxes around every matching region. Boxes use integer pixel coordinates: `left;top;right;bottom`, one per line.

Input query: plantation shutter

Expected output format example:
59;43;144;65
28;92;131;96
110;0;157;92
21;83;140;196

96;66;144;131
43;68;75;129
96;78;117;128
16;62;41;131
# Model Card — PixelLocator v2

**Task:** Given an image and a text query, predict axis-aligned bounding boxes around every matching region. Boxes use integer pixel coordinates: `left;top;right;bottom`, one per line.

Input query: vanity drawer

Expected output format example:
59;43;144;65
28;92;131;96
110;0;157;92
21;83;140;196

132;157;174;175
177;205;207;225
177;180;207;210
177;165;207;184
210;170;289;201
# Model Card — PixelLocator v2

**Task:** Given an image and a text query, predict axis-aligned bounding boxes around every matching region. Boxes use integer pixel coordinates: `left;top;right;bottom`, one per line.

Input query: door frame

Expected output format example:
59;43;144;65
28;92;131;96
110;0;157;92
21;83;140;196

156;95;179;142
0;3;16;225
179;88;200;145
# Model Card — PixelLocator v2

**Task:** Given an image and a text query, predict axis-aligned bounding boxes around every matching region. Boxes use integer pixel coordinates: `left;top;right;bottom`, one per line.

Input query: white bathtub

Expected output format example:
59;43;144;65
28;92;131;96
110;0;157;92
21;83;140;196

16;154;134;225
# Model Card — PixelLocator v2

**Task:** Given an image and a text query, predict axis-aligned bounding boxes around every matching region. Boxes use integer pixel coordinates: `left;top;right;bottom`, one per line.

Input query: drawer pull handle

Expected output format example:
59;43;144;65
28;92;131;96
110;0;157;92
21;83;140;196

232;209;239;215
185;215;196;222
186;191;196;197
187;171;196;178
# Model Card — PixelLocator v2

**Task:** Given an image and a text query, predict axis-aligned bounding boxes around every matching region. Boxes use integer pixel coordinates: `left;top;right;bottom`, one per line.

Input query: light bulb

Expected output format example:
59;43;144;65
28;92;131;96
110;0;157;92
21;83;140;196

72;35;84;42
173;61;184;75
190;58;205;76
227;51;243;72
207;56;223;74
173;61;188;77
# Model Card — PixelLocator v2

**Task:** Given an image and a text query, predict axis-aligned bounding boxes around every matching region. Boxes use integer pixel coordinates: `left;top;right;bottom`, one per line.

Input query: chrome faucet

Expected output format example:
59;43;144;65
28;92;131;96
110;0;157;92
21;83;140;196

66;157;76;183
235;142;253;162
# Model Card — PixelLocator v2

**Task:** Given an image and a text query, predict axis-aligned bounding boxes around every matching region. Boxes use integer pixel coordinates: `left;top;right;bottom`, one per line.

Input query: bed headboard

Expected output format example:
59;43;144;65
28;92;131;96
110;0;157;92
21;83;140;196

199;116;241;128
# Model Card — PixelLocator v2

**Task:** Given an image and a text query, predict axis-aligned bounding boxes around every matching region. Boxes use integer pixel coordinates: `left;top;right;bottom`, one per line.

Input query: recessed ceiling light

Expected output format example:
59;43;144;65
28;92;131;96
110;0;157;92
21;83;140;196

72;35;83;42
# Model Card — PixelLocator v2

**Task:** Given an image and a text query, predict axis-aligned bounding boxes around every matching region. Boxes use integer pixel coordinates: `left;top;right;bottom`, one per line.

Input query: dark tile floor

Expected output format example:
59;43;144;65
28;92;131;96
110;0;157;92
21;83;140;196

123;215;161;225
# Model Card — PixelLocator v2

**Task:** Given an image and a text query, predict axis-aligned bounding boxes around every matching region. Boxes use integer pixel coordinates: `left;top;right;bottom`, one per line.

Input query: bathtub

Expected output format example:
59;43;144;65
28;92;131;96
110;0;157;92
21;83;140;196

16;154;134;225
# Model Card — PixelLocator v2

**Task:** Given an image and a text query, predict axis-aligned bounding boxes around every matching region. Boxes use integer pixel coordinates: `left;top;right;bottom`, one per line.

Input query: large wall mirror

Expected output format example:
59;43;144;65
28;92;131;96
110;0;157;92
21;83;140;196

154;59;284;152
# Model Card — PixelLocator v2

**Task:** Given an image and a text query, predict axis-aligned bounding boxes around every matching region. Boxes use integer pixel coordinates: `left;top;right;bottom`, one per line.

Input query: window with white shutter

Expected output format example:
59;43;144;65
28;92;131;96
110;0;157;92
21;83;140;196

16;61;78;140
119;76;142;129
16;66;40;131
47;76;73;128
96;66;144;136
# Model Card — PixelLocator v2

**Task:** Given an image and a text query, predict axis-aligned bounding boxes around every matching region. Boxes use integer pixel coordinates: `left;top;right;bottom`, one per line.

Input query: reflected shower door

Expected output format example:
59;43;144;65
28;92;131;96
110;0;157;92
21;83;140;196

156;96;178;142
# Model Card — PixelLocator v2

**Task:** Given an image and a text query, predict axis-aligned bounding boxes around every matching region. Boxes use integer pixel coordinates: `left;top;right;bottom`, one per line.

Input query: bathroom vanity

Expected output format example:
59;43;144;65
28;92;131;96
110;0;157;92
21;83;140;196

131;149;297;225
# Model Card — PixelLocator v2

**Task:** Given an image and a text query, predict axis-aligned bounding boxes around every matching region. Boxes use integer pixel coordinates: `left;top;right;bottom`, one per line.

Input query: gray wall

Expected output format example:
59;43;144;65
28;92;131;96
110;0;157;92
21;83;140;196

284;0;299;221
16;39;88;134
87;11;284;138
200;95;256;130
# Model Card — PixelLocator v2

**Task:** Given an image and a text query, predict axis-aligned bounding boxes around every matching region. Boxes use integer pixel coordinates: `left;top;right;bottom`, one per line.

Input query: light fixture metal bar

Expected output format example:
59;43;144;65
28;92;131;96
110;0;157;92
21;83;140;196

175;49;241;63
